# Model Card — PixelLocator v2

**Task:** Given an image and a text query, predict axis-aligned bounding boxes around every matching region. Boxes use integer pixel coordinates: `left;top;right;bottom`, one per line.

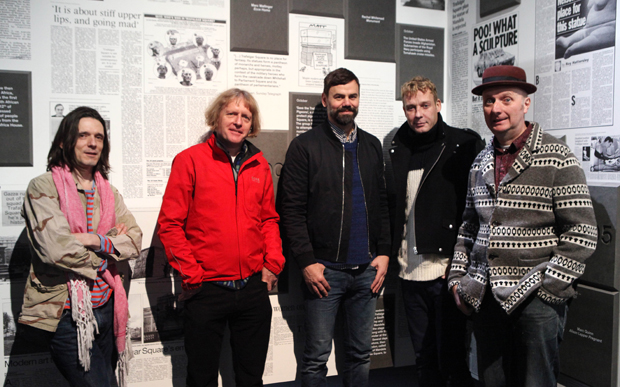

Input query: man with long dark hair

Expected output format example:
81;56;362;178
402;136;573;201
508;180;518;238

20;106;141;387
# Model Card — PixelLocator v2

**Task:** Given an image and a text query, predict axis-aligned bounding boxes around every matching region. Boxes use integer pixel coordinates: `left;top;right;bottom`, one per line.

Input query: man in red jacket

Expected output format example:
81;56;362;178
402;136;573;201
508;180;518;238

157;88;285;387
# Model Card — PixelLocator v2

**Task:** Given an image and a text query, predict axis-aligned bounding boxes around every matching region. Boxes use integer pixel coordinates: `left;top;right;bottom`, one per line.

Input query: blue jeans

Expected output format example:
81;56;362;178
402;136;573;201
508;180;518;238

301;264;377;387
50;297;116;387
401;278;473;387
473;289;567;387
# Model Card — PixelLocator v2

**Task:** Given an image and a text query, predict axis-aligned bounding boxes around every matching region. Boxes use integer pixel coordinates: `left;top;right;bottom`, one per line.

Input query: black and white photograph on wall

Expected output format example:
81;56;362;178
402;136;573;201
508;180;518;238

290;0;344;18
230;0;289;55
0;70;32;167
395;24;445;100
51;103;64;118
142;293;184;343
0;235;30;281
402;0;445;11
128;294;143;344
130;246;174;280
479;0;520;17
344;0;396;62
583;145;591;161
298;22;338;88
555;0;616;59
3;302;16;355
471;13;519;87
49;103;111;144
49;102;68;141
144;16;227;92
590;136;620;172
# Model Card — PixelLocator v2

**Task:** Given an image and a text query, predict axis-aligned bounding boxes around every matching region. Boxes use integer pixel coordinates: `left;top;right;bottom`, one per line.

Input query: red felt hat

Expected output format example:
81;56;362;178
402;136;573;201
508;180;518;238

472;65;537;96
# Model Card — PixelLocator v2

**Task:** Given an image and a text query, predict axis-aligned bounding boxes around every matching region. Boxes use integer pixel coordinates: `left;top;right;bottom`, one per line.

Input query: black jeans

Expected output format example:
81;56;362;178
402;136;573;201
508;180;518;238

183;274;272;387
401;277;473;387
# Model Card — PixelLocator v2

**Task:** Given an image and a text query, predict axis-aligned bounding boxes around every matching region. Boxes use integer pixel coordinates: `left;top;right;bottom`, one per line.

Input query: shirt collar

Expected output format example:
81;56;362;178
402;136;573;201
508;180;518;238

214;132;248;160
329;121;357;144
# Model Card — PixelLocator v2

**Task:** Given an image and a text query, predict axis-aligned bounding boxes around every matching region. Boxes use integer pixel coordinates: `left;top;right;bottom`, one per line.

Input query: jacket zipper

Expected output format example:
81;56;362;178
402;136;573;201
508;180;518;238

230;151;258;277
356;141;372;260
336;143;346;261
411;143;445;255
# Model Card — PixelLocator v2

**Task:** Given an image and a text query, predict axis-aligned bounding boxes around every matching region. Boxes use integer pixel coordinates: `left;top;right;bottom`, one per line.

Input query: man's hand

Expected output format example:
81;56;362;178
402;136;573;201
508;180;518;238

370;255;389;294
73;223;128;251
303;263;331;298
72;233;100;250
451;284;473;316
261;267;278;291
442;261;452;279
179;285;202;302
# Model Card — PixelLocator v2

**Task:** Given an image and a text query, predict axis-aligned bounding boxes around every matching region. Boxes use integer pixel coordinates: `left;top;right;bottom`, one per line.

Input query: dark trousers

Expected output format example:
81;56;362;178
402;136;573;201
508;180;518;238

473;289;566;387
184;274;272;387
50;297;116;387
401;277;473;387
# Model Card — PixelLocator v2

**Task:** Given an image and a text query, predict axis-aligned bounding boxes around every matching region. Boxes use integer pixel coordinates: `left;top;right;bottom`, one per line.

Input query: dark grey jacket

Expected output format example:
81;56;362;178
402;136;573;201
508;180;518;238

388;113;484;259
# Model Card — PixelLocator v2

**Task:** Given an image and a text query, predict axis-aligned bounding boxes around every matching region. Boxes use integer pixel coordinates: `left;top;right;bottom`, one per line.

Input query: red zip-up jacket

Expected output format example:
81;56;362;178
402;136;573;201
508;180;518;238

157;134;285;290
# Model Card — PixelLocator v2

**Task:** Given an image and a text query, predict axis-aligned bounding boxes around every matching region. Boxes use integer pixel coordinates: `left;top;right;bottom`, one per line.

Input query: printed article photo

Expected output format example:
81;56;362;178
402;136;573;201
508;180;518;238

590;136;620;172
555;0;616;59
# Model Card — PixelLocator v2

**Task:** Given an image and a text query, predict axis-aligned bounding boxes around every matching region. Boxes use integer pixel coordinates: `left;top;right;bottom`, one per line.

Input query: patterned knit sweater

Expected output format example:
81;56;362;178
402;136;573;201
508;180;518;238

448;122;598;314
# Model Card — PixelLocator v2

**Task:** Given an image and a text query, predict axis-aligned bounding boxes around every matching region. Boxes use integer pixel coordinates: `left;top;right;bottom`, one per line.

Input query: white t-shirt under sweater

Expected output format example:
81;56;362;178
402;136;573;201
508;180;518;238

398;168;450;281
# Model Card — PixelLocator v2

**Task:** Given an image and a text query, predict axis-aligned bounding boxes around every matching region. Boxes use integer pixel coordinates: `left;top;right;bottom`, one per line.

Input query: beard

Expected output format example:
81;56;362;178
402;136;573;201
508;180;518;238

329;106;358;126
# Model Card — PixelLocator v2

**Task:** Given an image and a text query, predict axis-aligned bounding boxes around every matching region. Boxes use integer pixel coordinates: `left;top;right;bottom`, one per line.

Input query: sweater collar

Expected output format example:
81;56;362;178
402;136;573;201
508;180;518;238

400;112;445;149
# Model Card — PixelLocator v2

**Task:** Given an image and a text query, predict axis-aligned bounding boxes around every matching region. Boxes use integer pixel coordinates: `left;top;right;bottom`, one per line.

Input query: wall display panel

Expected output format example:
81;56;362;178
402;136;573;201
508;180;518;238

533;0;616;130
288;92;326;140
471;13;519;91
368;294;395;369
230;0;289;55
348;62;399;141
581;185;620;290
344;0;396;62
449;1;525;138
0;71;32;166
395;24;445;100
289;0;345;18
247;130;288;202
559;284;618;387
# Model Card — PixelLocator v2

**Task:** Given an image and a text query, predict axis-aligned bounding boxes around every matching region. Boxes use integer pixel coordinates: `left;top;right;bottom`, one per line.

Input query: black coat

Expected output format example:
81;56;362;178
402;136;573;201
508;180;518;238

388;114;484;258
279;122;392;269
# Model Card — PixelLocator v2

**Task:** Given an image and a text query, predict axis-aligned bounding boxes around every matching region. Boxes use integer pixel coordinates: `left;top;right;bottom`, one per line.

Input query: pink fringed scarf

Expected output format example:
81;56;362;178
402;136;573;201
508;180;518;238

51;165;132;387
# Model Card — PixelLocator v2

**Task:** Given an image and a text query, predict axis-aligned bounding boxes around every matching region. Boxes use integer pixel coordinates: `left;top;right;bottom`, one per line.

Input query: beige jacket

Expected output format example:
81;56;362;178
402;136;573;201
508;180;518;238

19;172;142;332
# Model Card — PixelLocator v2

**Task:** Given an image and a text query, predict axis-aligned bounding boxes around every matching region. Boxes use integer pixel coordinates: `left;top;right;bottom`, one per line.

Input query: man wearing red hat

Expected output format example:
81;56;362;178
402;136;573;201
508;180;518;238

448;65;598;386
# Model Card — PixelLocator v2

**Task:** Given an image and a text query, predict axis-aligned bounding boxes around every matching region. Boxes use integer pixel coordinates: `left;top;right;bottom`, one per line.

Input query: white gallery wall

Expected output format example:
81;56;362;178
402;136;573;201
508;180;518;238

0;0;618;385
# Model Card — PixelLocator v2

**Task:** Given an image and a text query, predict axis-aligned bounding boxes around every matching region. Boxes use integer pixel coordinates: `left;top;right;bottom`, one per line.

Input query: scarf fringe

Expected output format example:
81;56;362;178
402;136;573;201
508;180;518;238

69;277;99;371
116;328;134;387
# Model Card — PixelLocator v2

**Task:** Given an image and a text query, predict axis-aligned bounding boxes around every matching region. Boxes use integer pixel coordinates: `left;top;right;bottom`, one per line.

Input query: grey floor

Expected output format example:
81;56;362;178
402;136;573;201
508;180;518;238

266;366;578;387
266;365;417;387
